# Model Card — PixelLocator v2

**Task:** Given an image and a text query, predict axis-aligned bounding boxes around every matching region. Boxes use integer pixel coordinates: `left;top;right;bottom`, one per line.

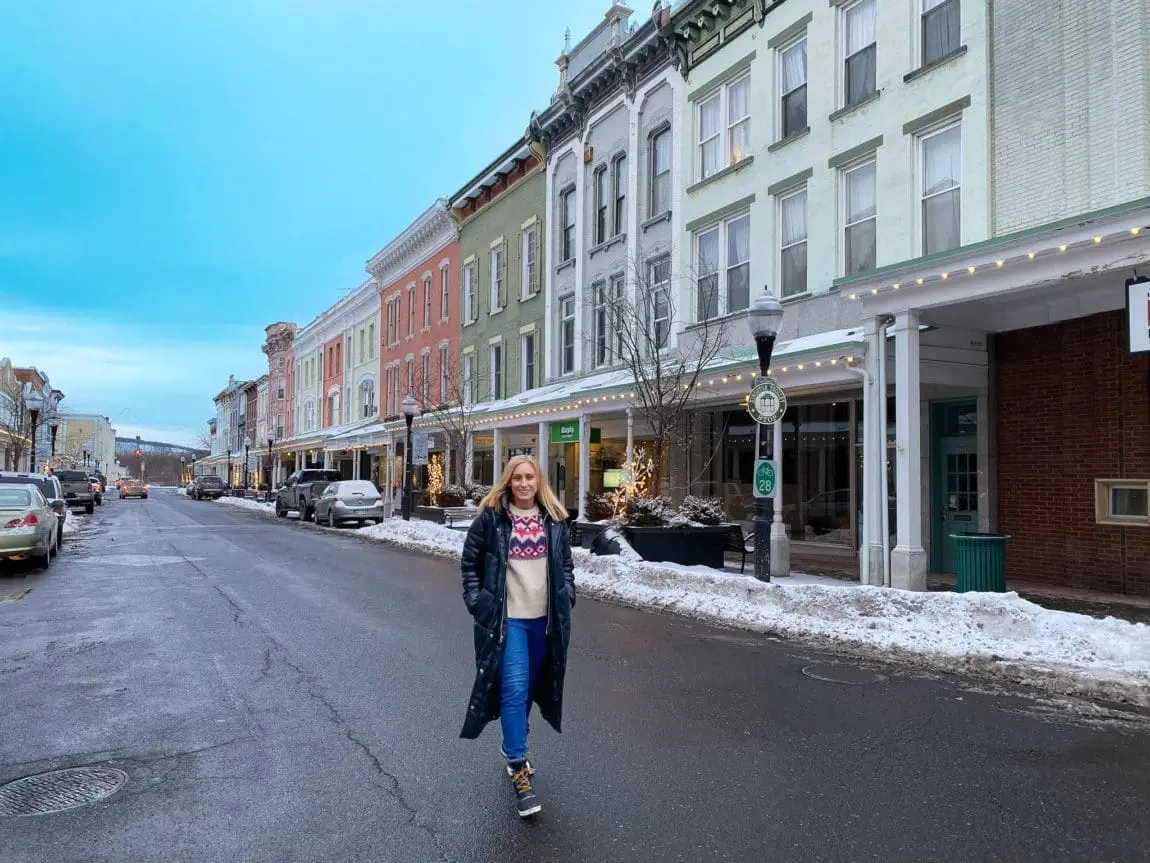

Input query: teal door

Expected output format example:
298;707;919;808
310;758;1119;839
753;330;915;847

931;401;979;573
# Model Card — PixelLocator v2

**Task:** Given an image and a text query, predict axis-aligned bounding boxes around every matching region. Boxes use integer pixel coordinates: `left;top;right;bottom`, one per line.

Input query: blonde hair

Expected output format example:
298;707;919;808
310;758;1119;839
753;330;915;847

477;455;568;522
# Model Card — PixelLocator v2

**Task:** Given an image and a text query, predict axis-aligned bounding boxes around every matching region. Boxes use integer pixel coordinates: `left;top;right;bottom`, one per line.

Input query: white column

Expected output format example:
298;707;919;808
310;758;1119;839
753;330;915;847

861;318;886;586
323;450;332;469
492;427;504;485
385;435;394;514
465;432;475;485
770;417;790;577
537;422;549;479
352;451;360;480
890;310;927;591
624;95;640;307
625;408;634;468
573;135;588;374
577;413;591;521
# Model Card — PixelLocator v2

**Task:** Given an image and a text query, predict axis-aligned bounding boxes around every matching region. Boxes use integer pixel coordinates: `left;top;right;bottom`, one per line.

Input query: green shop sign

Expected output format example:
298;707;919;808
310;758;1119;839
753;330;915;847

550;422;601;444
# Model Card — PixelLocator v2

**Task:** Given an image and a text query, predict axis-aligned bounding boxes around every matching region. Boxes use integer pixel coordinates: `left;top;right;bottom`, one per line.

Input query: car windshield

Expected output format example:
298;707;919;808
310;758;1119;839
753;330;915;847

57;471;86;482
0;476;51;496
0;488;33;508
339;481;378;495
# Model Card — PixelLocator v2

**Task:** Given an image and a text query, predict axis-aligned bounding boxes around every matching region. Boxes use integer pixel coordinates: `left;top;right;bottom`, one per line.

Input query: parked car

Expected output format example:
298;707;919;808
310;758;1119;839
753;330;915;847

0;472;67;547
0;484;57;570
188;476;226;500
55;469;95;514
313;480;385;527
275;469;342;521
121;479;148;499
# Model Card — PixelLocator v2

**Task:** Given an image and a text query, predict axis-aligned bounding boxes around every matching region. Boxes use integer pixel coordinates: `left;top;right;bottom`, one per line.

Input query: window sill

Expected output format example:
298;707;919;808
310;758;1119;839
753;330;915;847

520;291;540;302
556;259;575;273
767;128;810;153
686;156;755;196
904;45;968;83
779;290;811;305
1096;517;1150;528
421;326;432;335
641;211;672;232
462;320;476;329
489;307;504;317
588;234;626;259
829;90;881;123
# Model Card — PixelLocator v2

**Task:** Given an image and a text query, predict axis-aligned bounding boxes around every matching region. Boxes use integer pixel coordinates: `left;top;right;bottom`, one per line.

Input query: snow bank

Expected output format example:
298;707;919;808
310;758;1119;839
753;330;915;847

216;496;276;515
62;514;85;535
348;517;1150;704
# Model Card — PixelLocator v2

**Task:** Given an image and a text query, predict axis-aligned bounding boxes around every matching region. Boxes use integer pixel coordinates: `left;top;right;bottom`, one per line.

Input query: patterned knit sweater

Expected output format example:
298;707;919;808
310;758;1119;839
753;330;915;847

507;504;548;619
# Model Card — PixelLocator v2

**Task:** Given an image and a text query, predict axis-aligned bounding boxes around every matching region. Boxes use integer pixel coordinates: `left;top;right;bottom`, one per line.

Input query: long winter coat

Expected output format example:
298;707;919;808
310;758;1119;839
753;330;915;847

459;498;576;740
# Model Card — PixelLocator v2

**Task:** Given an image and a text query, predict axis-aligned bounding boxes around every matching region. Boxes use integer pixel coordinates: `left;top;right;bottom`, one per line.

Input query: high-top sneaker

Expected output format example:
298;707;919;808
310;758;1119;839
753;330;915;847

503;755;535;777
508;761;541;818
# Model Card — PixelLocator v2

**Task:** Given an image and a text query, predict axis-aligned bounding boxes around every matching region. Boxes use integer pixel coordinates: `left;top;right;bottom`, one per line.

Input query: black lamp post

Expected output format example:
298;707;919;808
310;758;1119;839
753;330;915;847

266;437;274;501
49;419;59;461
25;387;44;473
401;394;420;521
82;449;89;470
181;457;186;485
748;291;785;583
226;449;232;489
243;441;251;491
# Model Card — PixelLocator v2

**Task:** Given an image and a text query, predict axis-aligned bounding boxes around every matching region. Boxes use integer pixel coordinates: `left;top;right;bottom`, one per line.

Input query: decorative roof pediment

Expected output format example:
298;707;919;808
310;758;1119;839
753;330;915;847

366;201;457;288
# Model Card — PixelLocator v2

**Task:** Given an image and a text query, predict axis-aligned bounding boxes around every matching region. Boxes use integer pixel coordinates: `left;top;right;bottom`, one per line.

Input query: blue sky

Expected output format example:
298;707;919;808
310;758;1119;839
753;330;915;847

0;0;609;447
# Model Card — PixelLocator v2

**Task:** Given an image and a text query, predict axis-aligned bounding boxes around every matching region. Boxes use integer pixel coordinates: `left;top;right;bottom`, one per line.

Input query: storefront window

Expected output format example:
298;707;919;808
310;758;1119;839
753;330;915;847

781;402;854;543
721;410;756;520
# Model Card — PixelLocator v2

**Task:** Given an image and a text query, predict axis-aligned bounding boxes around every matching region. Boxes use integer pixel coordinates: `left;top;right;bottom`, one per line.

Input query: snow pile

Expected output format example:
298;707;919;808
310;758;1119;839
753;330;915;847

346;517;1150;703
177;487;188;496
217;496;276;515
62;514;85;535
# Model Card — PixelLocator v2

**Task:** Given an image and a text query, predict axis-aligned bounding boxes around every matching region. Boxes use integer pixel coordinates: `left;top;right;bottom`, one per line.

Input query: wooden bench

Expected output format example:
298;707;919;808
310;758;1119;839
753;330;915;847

442;507;477;529
724;523;754;574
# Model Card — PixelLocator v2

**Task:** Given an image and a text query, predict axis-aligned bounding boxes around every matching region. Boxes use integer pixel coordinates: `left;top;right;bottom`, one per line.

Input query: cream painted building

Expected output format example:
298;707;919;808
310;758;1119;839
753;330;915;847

57;413;117;474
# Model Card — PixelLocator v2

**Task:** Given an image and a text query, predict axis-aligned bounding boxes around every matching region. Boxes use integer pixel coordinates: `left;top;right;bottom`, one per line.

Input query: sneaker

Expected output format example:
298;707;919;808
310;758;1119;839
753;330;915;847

505;758;535;777
508;762;541;818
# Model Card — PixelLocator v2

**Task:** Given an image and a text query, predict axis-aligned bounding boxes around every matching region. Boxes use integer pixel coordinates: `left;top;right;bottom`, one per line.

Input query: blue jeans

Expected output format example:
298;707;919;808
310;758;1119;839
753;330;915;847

499;617;548;761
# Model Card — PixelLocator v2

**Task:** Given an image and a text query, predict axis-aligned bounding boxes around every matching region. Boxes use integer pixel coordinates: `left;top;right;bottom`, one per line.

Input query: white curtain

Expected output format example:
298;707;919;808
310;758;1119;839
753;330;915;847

780;191;807;245
845;0;876;55
846;162;876;223
923;125;961;196
699;95;721;176
782;40;806;92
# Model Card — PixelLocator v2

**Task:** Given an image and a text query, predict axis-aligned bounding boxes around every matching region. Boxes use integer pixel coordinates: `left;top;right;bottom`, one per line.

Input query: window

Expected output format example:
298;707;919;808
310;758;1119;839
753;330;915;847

843;160;877;274
920;123;961;255
357;329;365;363
345;337;351;370
462;354;475;406
1096;480;1150;526
610;273;625;360
922;0;960;65
612;155;626;236
277;356;285;369
561;187;575;261
360;380;375;418
463;262;476;323
490;245;505;311
521;332;536;391
650;127;671;215
440;266;449;319
386;300;396;346
407;286;416;336
275;416;283;439
522;226;538;297
779;188;808;297
594;166;609;244
277;386;285;400
697;75;751;181
695;213;749;320
368;323;375;358
648;257;671;351
489;344;502;400
559;295;575;375
406;358;414;396
423;277;432;328
593;280;610;367
421;352;430;405
780;38;807;138
843;0;877;107
439;345;448;404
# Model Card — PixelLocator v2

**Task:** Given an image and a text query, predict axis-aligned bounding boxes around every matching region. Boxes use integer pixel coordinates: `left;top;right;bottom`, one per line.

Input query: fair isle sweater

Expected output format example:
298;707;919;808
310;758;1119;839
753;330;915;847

507;504;548;619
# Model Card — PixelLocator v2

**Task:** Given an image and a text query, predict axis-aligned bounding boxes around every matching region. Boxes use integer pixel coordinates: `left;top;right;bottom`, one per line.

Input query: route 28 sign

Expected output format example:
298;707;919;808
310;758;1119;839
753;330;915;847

747;379;786;425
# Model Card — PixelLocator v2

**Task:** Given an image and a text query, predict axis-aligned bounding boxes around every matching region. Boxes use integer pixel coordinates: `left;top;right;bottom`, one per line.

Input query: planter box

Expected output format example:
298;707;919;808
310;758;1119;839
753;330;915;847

623;525;730;569
415;506;447;524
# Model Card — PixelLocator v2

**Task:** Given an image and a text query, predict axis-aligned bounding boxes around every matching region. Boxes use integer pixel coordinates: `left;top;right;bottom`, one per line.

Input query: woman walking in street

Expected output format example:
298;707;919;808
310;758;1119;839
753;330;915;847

459;455;576;818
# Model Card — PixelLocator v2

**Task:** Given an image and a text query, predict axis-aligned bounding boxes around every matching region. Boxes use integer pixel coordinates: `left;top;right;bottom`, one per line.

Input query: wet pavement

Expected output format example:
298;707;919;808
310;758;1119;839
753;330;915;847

2;489;1149;862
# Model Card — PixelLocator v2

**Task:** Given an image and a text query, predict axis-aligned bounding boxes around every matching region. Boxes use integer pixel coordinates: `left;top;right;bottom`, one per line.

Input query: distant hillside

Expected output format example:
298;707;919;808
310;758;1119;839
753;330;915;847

115;437;207;458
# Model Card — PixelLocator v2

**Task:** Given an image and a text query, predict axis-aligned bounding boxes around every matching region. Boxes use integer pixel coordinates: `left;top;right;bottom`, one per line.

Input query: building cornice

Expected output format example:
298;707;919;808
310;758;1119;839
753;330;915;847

366;201;457;287
663;0;787;79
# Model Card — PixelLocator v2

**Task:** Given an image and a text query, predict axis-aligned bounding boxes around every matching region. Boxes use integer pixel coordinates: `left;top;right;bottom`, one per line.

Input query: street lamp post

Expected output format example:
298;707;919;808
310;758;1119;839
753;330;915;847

401;395;420;521
25;387;44;473
226;449;232;489
181;457;186;485
243;442;251;491
82;449;89;471
748;291;785;583
48;419;59;462
266;437;274;502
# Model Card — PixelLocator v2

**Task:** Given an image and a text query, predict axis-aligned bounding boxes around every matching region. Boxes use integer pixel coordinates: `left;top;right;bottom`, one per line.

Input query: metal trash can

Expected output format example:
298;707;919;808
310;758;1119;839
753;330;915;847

950;533;1012;592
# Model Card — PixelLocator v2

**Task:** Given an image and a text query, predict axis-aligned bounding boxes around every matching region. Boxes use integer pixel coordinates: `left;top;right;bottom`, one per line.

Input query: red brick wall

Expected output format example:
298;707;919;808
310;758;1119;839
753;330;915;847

996;310;1150;595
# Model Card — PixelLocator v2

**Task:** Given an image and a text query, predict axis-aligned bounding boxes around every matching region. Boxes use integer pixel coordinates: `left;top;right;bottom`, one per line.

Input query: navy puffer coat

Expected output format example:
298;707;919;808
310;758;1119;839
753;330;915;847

459;496;575;740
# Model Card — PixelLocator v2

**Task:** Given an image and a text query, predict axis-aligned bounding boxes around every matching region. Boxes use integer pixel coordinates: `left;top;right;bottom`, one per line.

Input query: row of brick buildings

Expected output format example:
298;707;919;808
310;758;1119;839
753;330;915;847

196;0;1150;595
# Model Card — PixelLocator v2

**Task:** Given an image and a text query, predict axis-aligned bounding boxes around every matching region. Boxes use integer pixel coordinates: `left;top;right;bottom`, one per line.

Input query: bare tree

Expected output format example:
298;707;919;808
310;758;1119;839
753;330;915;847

0;378;31;470
413;348;485;484
582;257;734;495
195;430;214;453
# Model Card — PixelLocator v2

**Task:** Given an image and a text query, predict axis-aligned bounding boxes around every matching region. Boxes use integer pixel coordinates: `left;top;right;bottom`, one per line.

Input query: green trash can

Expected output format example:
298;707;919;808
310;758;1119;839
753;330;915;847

950;533;1011;592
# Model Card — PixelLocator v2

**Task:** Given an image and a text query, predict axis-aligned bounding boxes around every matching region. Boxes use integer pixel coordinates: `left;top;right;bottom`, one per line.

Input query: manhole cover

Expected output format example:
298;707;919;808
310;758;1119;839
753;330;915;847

0;767;128;816
801;664;886;686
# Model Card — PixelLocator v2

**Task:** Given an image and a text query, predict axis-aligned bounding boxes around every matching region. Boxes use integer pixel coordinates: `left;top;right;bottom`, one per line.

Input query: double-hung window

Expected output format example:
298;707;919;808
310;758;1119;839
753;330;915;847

593;280;611;368
368;323;375;357
650;127;671;215
462;355;475;407
421;352;430;405
695;213;750;320
462;262;476;323
612;155;626;236
559;295;576;375
922;0;960;65
843;160;877;274
843;0;877;108
423;277;432;328
406;358;414;397
920;123;961;255
779;38;807;138
697;75;750;181
439;346;448;404
407;286;416;336
609;273;625;361
440;266;449;319
522;226;538;298
779;188;808;297
521;332;536;391
648;257;671;351
594;166;609;244
560;188;575;261
490;244;505;312
489;344;502;400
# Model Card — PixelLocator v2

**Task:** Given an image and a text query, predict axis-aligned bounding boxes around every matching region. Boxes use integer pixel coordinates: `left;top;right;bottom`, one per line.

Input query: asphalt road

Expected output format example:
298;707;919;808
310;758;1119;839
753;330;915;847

2;490;1148;863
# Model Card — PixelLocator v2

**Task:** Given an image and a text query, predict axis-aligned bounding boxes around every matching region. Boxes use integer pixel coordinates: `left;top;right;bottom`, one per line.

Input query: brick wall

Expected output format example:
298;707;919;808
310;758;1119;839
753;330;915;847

992;0;1150;235
996;310;1150;595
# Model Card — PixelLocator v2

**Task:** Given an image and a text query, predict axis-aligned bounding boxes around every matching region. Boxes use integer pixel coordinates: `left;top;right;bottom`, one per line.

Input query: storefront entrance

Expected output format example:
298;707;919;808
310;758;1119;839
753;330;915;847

930;400;979;573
